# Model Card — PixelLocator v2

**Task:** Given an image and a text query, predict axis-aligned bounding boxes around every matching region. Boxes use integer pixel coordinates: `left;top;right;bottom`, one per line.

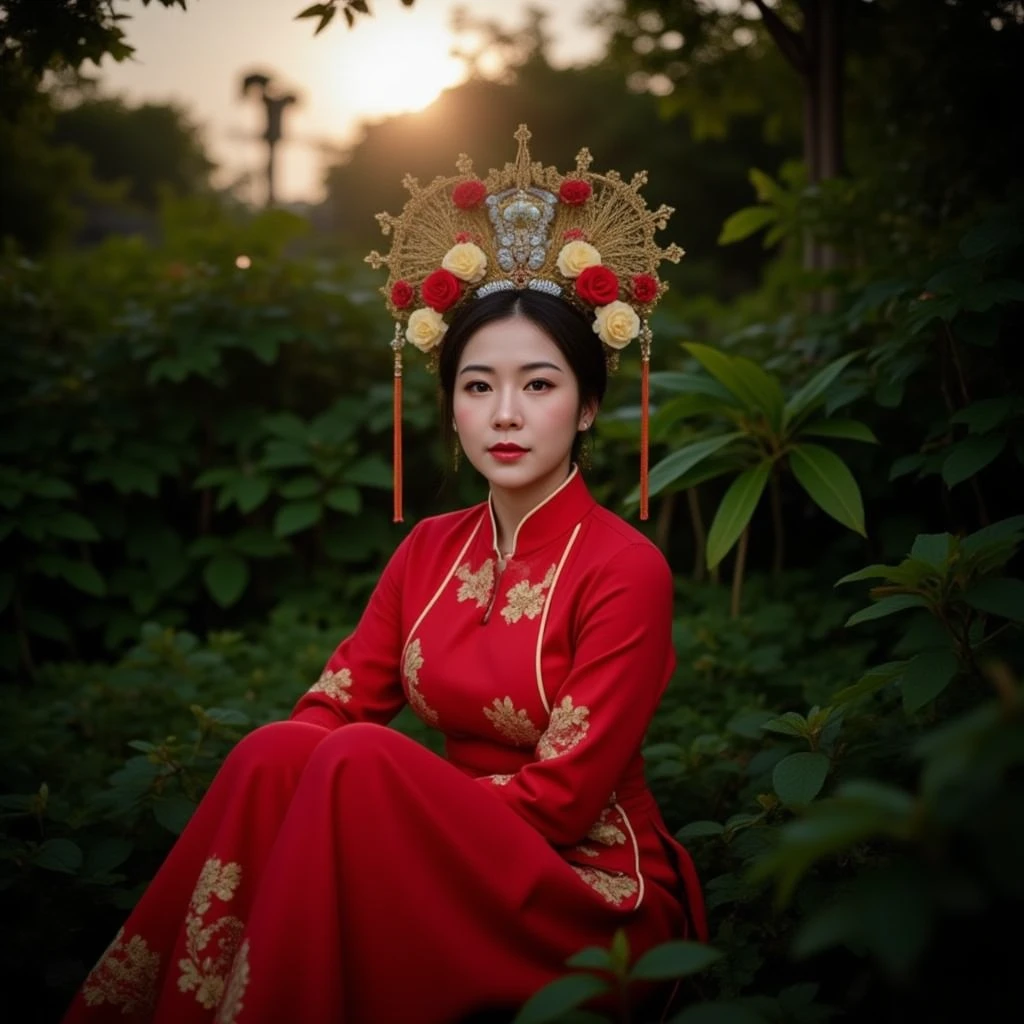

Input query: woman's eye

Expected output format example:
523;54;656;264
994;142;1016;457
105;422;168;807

526;379;554;392
464;381;490;394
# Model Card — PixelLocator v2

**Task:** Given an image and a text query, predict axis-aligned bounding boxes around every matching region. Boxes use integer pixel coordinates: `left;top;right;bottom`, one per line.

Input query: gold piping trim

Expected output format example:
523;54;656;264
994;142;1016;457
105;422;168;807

615;802;645;910
402;519;482;669
534;522;581;714
488;465;579;559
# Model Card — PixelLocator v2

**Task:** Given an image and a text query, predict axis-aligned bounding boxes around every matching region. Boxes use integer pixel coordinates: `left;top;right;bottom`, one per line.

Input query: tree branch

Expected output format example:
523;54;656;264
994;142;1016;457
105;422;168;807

750;0;809;76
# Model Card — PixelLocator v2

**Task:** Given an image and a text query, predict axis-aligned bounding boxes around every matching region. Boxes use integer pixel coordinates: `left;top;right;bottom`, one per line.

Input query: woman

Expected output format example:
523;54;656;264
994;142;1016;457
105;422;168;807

62;127;706;1024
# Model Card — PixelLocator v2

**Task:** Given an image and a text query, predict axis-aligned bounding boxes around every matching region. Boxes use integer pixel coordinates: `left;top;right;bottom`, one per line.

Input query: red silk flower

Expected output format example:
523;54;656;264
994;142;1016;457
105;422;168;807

421;269;462;313
559;179;592;205
631;274;659;304
452;180;487;210
390;280;414;309
575;265;620;306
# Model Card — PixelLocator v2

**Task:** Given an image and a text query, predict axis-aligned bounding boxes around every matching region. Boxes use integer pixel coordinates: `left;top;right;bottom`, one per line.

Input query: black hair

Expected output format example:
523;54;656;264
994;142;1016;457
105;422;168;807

437;289;607;464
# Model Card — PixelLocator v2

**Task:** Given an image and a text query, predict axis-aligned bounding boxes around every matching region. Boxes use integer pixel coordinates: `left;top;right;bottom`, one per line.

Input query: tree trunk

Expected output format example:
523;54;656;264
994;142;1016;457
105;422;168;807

755;0;847;308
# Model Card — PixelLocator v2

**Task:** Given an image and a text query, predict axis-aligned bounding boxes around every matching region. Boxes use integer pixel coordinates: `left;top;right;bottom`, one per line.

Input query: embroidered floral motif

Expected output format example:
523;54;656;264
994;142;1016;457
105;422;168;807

215;939;250;1024
573;844;601;858
308;667;353;704
403;638;439;725
571;865;639;906
488;774;513;786
484;697;542;745
82;927;161;1014
177;858;246;1011
537;696;591;760
455;558;495;608
586;808;627;847
500;564;557;624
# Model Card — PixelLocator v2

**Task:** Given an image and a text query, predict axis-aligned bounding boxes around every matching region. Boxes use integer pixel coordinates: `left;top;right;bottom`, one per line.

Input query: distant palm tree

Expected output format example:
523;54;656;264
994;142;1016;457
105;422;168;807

240;71;299;206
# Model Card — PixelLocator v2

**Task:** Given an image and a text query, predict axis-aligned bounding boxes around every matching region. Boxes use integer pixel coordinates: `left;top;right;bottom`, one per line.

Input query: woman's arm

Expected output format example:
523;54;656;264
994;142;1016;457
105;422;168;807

479;542;675;846
289;526;417;730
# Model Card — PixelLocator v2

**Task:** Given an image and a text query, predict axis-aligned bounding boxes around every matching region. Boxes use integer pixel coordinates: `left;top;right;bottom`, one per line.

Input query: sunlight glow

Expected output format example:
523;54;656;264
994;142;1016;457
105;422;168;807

327;12;466;120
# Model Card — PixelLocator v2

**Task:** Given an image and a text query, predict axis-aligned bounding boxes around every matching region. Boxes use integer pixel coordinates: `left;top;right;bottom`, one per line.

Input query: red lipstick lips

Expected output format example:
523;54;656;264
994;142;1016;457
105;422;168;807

489;443;528;462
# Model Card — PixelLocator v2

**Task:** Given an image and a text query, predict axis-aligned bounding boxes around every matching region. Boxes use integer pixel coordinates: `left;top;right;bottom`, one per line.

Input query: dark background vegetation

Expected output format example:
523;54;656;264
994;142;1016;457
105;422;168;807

1;1;1022;1022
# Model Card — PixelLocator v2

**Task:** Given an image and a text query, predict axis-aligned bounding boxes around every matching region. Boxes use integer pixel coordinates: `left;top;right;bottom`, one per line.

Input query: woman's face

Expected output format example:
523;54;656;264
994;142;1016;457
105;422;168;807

452;315;596;508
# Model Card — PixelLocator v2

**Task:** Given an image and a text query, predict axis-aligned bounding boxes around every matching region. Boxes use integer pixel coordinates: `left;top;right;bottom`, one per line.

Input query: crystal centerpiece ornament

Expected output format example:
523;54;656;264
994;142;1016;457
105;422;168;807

487;187;556;279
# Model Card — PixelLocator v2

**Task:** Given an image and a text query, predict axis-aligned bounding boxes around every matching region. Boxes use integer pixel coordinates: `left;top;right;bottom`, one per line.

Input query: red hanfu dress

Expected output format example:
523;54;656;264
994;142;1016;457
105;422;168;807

63;468;706;1024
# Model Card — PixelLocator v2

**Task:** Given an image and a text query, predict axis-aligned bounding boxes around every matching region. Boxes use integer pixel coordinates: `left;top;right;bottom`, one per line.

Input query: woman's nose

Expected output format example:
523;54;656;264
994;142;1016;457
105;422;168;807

491;389;523;430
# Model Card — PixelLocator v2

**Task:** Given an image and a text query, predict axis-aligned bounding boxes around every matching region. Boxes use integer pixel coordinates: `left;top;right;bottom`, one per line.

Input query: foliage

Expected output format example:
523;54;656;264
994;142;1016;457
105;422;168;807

636;342;873;614
0;196;451;677
2;1;1023;1022
51;96;215;210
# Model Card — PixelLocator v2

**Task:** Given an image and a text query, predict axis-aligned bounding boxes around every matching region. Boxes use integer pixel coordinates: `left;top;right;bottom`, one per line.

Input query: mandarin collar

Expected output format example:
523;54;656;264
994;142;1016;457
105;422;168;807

485;466;596;560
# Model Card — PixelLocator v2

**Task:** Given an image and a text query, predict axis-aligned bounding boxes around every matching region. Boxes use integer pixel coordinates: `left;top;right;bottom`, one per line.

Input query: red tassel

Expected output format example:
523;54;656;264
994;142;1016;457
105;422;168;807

640;351;650;521
392;350;403;523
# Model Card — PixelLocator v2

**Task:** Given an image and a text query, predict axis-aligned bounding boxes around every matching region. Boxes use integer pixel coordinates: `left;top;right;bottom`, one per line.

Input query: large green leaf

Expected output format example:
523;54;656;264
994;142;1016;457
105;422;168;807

34;838;83;875
645;433;744;499
901;650;959;713
845;594;930;627
784;351;861;428
705;460;772;569
835;564;901;586
683;343;786;428
789;444;866;536
511;973;610;1024
941;434;1006;487
773;752;831;807
949;396;1018;434
630;941;722;981
960;515;1024;556
672;1003;768;1024
909;533;954;569
274;499;322;537
676;820;726;840
60;561;107;597
965;577;1024;621
650;371;735;401
718;204;777;245
799;418;877;444
232;475;271;514
203;551;249;608
44;511;101;542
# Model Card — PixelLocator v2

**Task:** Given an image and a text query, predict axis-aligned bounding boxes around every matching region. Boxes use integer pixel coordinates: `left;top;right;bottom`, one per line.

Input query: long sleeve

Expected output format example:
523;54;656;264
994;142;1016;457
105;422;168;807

479;542;675;847
289;526;416;731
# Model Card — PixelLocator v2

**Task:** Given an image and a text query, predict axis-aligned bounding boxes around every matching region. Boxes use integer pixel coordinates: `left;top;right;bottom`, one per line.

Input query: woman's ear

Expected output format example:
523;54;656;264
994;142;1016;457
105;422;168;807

578;399;599;431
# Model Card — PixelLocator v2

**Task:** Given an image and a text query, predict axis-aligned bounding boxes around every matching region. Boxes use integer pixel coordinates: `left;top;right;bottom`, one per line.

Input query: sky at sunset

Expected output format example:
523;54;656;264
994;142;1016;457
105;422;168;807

97;0;610;203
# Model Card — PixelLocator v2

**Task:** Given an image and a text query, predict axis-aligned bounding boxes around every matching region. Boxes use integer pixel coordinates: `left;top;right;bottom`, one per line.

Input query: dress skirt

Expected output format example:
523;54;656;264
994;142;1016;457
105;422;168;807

62;721;689;1024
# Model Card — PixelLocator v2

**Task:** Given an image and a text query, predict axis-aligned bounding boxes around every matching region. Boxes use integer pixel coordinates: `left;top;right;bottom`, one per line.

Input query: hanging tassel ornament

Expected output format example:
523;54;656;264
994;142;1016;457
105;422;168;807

639;321;652;521
391;324;405;523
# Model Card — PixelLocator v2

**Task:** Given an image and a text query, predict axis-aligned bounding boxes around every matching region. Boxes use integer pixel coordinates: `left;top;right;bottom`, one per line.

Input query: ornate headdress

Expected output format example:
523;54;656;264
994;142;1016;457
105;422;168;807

366;124;684;523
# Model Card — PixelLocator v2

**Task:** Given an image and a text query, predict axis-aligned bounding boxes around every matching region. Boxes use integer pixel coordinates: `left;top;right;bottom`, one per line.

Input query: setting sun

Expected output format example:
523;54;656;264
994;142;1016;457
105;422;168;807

326;11;466;120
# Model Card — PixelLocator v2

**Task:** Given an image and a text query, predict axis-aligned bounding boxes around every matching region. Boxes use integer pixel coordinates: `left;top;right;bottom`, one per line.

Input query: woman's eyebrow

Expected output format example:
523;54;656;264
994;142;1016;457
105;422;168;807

458;361;565;376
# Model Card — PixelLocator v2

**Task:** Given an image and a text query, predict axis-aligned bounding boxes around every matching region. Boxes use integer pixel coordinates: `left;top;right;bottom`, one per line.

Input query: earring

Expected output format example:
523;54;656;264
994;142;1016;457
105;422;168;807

578;435;592;470
452;441;461;471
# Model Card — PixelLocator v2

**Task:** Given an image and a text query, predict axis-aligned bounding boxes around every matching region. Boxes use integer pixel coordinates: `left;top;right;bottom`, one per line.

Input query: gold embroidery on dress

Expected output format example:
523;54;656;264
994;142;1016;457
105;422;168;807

537;696;591;760
456;558;495;608
177;858;246;1011
308;667;353;704
573;844;601;858
586;808;627;847
215;939;250;1024
403;638;439;725
489;774;513;786
484;697;542;745
82;927;161;1014
500;564;556;624
571;865;639;905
